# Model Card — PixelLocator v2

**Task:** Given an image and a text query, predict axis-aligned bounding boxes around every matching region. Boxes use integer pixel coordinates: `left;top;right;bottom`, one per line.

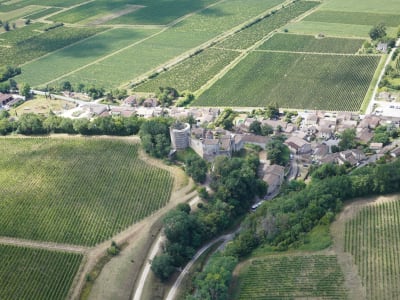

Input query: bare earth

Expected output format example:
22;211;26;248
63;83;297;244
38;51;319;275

87;5;145;26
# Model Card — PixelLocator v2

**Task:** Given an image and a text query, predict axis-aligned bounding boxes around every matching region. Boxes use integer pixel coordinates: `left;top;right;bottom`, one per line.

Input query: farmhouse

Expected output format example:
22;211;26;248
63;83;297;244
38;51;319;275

285;136;311;154
262;164;285;195
376;42;388;53
0;93;14;106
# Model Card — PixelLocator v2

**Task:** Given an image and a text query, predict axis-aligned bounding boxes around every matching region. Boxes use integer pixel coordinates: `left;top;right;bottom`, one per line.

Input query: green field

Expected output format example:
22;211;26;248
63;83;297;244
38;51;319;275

304;11;400;27
217;1;319;50
0;25;104;67
0;0;83;12
0;4;43;21
345;200;400;300
236;255;348;299
16;28;159;87
195;52;381;110
0;244;82;300
134;48;240;93
259;33;364;53
0;138;173;246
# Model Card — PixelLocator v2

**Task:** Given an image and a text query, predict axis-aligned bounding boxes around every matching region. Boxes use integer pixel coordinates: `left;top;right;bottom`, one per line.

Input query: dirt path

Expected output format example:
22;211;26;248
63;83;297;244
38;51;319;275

0;237;89;253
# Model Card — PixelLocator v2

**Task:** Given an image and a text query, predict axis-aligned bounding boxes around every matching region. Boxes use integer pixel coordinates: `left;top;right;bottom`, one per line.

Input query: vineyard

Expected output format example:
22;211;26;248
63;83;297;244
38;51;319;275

134;48;240;93
344;200;400;300
304;11;400;27
16;28;158;87
195;51;381;110
24;7;62;20
258;33;364;54
217;1;319;50
237;255;348;299
0;26;103;67
45;0;284;88
0;138;173;246
0;244;82;300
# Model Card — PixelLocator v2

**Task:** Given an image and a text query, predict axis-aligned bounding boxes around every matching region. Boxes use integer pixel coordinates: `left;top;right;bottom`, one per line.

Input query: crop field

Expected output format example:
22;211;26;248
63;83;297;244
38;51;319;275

195;52;381;110
259;33;364;54
16;28;159;87
0;26;103;67
217;1;319;50
0;244;82;300
0;138;173;246
134;48;240;93
344;200;400;300
304;11;400;27
0;0;83;12
237;255;348;299
0;4;43;21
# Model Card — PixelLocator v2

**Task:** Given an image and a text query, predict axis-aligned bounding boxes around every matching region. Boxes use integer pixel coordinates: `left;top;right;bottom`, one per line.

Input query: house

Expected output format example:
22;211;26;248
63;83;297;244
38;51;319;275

262;164;285;195
304;113;318;126
356;128;374;143
318;126;333;140
359;115;381;129
0;93;14;106
370;142;383;151
390;147;400;158
313;143;329;161
110;107;136;117
285;136;312;154
376;42;388;53
241;118;256;131
143;98;158;107
338;149;366;166
261;119;287;132
123;95;138;106
233;134;270;151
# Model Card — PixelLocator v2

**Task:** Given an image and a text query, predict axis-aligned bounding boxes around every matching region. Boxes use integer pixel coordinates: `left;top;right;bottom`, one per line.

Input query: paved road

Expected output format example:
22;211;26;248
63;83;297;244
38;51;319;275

365;37;400;115
165;232;236;300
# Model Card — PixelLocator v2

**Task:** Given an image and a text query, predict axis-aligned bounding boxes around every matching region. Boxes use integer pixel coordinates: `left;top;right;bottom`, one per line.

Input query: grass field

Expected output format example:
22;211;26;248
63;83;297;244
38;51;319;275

0;244;82;300
0;25;104;67
304;11;400;27
0;4;43;21
217;1;319;50
236;255;348;299
259;33;364;54
0;138;173;246
16;28;159;87
344;200;400;300
134;48;240;93
24;7;62;20
195;51;380;110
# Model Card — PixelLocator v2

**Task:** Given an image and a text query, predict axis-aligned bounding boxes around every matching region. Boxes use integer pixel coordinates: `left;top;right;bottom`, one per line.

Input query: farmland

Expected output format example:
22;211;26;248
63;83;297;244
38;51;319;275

304;11;400;27
0;244;82;300
236;255;348;299
16;28;159;87
0;26;104;67
259;33;365;54
217;1;319;50
0;138;173;246
344;200;400;300
134;48;240;93
195;51;381;111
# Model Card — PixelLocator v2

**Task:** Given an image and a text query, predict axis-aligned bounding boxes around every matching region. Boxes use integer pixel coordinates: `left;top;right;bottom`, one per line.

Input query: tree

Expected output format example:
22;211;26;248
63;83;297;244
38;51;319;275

17;113;44;134
139;118;172;158
3;21;9;31
338;128;356;150
266;136;289;166
20;83;31;99
261;124;273;136
265;104;279;119
185;155;208;183
12;23;16;30
151;254;175;281
61;81;72;91
249;120;261;135
369;23;386;40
